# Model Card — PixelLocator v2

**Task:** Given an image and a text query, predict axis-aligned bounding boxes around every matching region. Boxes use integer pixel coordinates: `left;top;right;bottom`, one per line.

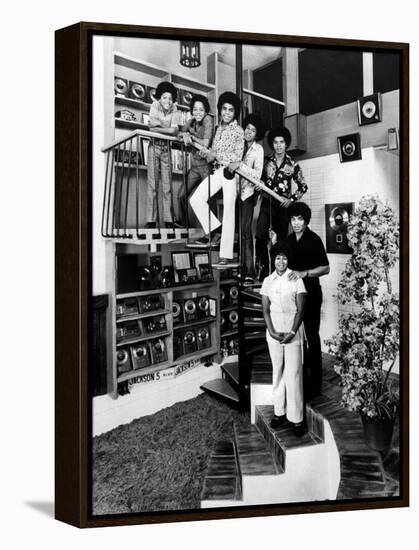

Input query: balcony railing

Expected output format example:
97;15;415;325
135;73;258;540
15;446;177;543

101;129;194;243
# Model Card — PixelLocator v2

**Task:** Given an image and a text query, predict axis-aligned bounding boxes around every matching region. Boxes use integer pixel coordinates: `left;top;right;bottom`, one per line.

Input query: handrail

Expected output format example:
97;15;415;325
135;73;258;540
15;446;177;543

242;88;285;107
102;129;179;153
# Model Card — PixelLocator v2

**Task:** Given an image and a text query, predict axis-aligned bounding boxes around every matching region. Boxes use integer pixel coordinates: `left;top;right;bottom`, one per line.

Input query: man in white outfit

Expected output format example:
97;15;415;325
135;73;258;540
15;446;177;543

189;91;244;266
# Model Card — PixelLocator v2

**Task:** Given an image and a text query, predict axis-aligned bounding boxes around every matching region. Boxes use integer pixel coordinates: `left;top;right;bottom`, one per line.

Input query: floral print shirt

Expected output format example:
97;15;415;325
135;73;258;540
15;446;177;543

212;120;244;167
263;152;308;202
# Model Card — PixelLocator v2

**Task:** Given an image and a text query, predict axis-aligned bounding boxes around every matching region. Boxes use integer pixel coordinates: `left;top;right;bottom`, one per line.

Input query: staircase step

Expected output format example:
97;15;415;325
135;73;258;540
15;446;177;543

251;362;272;385
240;288;262;303
243;302;263;314
244;343;268;357
201;439;242;501
234;424;282;475
244;318;266;328
255;405;323;472
221;361;239;388
244;330;266;341
200;378;239;404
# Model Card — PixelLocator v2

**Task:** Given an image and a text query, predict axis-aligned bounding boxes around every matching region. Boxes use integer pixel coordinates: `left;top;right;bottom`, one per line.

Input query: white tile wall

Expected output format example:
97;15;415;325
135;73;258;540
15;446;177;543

299;147;400;371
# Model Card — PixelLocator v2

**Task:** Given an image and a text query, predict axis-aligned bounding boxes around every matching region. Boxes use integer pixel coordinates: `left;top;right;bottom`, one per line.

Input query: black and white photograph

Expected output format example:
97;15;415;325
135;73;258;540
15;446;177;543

87;27;406;521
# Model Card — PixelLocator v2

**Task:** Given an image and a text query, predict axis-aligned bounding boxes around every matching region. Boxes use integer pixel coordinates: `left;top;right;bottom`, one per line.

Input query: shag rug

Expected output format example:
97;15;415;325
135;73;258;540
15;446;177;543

92;393;250;515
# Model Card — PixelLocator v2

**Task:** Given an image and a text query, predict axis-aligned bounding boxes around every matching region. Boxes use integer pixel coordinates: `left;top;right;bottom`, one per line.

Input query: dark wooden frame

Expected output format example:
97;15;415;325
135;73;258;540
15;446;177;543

55;21;409;528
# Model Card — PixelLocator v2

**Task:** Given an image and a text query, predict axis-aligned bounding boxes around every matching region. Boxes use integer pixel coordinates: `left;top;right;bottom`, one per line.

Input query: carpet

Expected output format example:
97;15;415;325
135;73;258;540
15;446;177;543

92;393;250;515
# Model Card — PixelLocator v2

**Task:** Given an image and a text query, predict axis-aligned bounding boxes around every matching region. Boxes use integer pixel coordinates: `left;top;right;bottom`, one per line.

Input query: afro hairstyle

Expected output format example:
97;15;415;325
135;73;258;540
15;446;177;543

154;81;178;102
217;91;241;120
267;126;292;148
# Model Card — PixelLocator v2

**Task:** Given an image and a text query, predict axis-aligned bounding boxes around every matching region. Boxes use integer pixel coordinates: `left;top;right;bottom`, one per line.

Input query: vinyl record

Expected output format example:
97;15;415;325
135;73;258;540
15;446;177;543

229;286;239;301
147;86;157;103
229;310;238;325
116;349;129;366
329;207;349;231
198;327;209;341
129;81;146;101
184;299;196;315
114;77;128;96
153;339;165;352
184;330;196;343
343;140;356;157
172;301;181;318
198;296;209;312
139;267;152;282
133;345;147;359
362;100;376;119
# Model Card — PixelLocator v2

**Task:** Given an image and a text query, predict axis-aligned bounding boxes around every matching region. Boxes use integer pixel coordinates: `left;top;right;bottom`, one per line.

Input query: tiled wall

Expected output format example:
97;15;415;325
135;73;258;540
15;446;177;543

298;146;400;371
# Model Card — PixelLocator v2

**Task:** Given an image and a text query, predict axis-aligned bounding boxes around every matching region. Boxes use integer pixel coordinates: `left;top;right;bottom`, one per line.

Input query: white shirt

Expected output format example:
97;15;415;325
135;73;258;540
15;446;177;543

260;268;306;337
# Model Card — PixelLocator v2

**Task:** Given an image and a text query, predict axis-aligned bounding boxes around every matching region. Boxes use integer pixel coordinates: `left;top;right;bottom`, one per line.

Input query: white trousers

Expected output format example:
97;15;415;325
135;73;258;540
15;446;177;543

266;331;303;423
189;167;236;259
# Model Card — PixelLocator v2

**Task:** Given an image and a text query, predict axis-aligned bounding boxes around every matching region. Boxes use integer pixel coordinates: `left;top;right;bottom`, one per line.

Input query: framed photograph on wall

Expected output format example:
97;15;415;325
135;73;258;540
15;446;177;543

56;22;409;528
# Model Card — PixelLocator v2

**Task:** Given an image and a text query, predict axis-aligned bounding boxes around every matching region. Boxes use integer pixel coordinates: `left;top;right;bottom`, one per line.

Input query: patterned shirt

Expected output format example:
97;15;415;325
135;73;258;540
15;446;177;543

182;114;214;166
149;100;179;129
212;120;244;167
263;152;308;202
239;141;264;201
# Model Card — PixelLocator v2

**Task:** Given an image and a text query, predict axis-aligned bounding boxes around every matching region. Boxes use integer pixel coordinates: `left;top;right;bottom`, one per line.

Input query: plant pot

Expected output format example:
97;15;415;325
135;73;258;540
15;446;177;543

361;415;395;454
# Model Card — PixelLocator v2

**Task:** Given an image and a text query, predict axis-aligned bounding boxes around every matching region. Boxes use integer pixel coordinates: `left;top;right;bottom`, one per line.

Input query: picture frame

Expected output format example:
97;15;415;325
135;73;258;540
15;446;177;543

337;132;362;163
55;21;409;529
171;251;192;282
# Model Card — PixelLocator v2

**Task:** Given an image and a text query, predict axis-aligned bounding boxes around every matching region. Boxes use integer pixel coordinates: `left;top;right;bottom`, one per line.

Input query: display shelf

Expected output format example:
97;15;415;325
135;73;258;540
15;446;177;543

117;361;171;383
114;52;168;78
115;96;152;110
172;73;216;93
116;309;171;323
116;330;170;347
173;346;218;364
117;281;214;300
220;278;238;286
173;317;217;331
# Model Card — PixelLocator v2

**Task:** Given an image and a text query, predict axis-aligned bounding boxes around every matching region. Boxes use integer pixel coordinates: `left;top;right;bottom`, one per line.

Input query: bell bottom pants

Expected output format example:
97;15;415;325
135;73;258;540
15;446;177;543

189;167;237;259
266;332;304;424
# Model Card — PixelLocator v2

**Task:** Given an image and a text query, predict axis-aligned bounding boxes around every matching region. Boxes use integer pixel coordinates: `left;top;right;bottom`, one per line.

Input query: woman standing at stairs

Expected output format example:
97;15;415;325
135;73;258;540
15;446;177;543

260;241;307;436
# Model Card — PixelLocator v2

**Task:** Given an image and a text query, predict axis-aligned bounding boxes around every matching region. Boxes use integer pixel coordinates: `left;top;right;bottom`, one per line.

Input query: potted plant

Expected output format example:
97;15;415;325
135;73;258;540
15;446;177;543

326;195;400;454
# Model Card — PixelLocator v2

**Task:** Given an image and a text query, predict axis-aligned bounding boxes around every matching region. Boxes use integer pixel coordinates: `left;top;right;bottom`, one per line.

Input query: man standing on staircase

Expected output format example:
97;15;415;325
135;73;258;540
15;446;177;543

286;202;330;398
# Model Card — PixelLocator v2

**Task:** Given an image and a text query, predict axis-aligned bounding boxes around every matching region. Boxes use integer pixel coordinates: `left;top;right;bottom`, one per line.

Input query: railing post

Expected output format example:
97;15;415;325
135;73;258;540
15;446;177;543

101;150;111;237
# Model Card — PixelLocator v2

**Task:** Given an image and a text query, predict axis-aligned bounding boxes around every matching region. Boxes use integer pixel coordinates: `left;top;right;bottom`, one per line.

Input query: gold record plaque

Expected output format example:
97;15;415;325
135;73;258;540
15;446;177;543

357;93;382;125
325;203;354;253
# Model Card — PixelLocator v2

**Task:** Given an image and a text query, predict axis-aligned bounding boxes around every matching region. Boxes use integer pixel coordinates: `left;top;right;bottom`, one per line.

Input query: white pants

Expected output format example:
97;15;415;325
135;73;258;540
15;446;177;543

189;167;237;259
266;331;303;424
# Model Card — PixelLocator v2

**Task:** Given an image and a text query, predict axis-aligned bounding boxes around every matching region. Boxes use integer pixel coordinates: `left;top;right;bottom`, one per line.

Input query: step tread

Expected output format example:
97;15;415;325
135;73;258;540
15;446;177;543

200;378;239;403
221;361;239;386
234;425;282;476
256;405;322;450
240;288;262;303
201;439;242;501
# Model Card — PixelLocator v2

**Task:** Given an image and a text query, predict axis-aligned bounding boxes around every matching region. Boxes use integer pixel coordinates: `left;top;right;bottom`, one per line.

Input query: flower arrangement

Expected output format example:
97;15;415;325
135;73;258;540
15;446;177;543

326;195;400;420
